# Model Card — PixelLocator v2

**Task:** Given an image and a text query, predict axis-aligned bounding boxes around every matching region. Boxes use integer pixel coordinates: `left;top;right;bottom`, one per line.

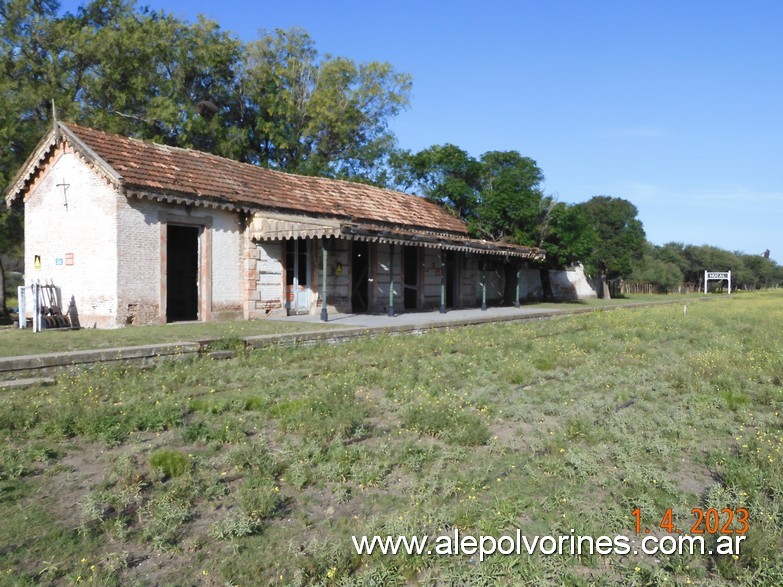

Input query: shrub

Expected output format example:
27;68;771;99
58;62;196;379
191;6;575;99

149;450;190;480
403;400;490;446
210;509;260;540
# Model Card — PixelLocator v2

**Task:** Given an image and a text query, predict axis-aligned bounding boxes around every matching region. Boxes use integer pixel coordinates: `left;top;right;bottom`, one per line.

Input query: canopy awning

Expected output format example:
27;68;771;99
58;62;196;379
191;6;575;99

340;223;544;259
250;212;343;240
250;214;545;260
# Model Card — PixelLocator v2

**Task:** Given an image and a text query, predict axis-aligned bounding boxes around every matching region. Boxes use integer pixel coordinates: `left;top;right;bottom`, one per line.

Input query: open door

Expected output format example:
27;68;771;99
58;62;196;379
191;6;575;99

167;224;200;322
285;238;311;315
351;241;369;312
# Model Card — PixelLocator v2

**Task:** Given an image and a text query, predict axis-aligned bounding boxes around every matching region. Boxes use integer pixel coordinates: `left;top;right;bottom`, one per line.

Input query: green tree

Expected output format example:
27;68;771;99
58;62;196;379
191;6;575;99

473;150;546;244
739;253;778;290
243;28;412;178
0;0;64;188
392;144;483;221
0;0;248;180
540;202;597;268
65;1;245;156
631;243;683;293
0;203;23;315
650;243;783;292
655;242;690;276
577;196;646;298
683;245;737;291
393;144;598;271
392;145;549;238
1;3;413;185
0;0;62;315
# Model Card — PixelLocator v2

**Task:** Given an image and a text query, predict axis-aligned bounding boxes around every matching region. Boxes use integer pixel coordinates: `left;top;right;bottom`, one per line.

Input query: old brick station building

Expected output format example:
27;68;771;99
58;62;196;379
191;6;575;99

5;123;547;328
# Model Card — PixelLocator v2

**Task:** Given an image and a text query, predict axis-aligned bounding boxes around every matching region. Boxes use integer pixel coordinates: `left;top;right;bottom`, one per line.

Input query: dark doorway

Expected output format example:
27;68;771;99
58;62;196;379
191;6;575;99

403;246;418;310
167;224;199;322
502;262;518;306
351;241;369;312
445;251;458;308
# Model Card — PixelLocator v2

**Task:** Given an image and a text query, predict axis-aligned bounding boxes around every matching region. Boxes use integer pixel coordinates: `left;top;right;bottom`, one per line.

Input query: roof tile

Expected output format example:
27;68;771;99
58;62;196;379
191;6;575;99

64;124;468;235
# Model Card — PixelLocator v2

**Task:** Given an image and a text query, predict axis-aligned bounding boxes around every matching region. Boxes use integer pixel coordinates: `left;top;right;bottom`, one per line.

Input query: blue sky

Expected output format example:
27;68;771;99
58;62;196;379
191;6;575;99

60;1;783;262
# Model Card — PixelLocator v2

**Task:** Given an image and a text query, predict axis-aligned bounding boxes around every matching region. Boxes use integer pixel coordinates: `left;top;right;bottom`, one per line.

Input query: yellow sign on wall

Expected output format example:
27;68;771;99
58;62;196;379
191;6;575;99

34;255;41;270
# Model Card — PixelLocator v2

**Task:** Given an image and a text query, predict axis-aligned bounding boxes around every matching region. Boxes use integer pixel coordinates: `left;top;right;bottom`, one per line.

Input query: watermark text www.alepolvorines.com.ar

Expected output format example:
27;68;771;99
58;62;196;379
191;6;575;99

351;529;746;562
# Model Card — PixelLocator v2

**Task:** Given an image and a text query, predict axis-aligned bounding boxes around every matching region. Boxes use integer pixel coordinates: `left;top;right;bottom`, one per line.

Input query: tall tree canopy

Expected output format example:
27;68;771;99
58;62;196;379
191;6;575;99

244;28;411;178
576;195;646;297
539;202;597;268
391;144;484;221
393;144;548;242
473;150;546;244
0;0;412;187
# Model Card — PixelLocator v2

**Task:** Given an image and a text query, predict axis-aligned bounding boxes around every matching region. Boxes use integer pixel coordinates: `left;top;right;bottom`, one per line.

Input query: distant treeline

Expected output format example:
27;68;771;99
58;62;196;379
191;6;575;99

630;242;782;294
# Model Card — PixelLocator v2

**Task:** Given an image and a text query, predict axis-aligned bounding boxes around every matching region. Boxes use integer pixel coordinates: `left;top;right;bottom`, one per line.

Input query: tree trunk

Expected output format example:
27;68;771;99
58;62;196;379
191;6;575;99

0;256;6;316
600;273;611;299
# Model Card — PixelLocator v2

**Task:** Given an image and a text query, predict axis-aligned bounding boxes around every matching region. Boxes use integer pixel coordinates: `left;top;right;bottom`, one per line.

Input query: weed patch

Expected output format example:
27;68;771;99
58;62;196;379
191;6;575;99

149;449;190;479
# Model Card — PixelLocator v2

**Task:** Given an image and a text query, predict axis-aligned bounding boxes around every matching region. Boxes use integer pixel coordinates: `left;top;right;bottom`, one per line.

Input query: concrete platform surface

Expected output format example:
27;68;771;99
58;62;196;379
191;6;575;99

272;304;571;328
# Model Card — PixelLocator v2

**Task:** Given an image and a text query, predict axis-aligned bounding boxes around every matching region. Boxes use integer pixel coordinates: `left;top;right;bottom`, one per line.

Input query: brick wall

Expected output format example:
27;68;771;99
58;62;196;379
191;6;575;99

116;198;160;325
116;199;243;325
247;237;355;319
207;210;243;318
246;239;285;318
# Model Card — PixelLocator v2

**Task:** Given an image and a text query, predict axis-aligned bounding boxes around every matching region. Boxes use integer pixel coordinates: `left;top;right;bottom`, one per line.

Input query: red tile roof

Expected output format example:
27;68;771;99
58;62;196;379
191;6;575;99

63;124;469;235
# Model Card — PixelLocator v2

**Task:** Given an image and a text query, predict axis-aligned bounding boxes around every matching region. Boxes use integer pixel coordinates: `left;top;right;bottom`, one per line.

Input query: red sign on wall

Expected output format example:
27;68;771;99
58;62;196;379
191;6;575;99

65;253;74;266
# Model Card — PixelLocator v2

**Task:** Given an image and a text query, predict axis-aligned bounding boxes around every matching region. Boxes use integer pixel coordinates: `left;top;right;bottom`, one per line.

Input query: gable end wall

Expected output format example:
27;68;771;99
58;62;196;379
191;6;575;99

24;148;120;328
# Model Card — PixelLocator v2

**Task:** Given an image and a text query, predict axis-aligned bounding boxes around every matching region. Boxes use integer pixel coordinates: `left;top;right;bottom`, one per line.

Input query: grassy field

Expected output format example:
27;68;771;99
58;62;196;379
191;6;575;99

0;291;781;585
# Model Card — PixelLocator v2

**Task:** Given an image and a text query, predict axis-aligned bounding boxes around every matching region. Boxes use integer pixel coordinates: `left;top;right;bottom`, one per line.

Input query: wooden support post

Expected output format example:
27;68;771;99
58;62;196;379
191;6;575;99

388;243;395;317
481;260;487;311
33;281;41;332
320;240;328;322
439;250;447;313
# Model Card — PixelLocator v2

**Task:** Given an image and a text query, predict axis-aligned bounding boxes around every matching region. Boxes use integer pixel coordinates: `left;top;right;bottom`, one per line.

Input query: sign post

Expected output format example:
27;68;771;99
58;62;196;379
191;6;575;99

32;281;41;332
17;286;26;328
